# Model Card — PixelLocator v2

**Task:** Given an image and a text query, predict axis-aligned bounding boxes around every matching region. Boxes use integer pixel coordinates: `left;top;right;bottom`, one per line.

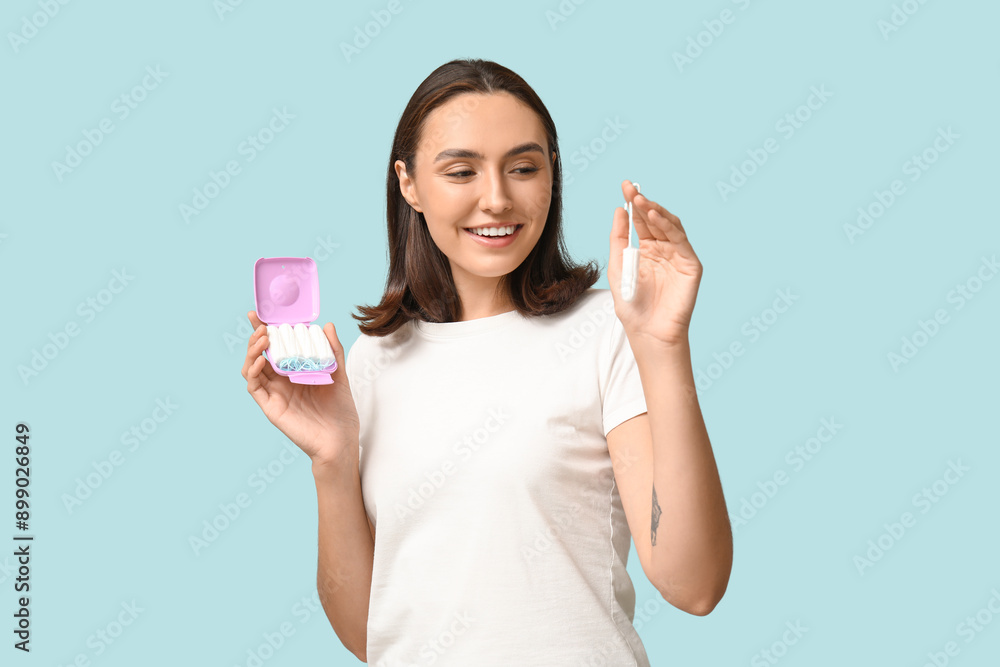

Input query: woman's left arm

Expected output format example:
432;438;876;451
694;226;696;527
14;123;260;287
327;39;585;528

608;180;733;614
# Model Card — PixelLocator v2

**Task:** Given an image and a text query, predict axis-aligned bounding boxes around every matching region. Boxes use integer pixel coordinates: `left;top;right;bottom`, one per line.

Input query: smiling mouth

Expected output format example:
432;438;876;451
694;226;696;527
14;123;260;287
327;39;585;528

464;224;523;237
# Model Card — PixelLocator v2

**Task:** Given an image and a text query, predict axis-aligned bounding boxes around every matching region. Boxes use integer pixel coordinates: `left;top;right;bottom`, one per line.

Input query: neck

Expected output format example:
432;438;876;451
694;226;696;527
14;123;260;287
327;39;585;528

454;275;512;322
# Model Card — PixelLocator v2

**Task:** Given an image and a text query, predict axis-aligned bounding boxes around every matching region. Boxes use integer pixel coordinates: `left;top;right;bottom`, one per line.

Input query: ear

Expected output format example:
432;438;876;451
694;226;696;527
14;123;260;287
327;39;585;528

395;159;422;212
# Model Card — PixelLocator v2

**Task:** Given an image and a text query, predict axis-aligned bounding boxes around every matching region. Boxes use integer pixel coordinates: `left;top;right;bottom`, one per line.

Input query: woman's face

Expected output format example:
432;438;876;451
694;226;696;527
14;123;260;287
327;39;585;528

395;92;555;312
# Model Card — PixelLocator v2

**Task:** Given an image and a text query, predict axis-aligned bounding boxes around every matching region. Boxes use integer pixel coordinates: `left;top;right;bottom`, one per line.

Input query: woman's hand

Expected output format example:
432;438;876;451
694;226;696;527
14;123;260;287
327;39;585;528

241;311;360;467
608;179;703;348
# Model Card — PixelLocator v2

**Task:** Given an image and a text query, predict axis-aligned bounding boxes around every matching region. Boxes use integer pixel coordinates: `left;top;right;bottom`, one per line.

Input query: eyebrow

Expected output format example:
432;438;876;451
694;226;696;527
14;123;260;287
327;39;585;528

433;141;546;164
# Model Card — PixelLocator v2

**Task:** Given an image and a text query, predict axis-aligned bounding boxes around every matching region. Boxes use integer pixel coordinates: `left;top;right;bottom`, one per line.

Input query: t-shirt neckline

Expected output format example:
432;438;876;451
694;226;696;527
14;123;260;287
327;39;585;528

412;308;524;339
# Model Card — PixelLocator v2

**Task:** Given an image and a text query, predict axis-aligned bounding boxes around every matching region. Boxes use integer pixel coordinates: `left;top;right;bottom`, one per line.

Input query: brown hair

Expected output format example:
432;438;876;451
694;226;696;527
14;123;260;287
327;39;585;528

352;58;601;336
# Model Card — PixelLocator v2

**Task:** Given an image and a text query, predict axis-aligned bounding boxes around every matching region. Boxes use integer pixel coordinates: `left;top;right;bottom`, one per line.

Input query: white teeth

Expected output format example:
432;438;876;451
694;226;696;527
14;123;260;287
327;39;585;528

470;225;517;237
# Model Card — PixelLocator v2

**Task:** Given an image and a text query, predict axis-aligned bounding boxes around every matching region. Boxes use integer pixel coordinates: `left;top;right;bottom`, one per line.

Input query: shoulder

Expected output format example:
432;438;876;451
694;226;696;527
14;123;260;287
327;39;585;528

345;324;412;374
344;331;390;397
563;287;615;320
573;289;632;361
347;327;401;360
566;288;619;337
544;288;623;361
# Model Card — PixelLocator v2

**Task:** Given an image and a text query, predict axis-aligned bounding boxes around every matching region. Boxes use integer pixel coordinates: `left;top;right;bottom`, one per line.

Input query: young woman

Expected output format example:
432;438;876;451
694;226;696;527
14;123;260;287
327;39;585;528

242;58;732;666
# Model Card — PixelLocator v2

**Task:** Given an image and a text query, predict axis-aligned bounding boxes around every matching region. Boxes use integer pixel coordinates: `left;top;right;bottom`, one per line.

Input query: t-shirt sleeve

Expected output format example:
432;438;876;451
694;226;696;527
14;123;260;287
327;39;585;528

599;313;648;438
344;336;363;452
344;336;356;381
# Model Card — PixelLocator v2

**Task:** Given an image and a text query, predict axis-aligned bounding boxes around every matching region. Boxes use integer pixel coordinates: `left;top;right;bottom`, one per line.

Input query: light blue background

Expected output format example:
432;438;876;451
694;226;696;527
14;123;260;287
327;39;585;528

3;0;998;665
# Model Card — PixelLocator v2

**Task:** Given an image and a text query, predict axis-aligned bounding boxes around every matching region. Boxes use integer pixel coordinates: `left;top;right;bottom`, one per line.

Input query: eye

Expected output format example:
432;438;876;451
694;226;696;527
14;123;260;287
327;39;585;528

444;166;539;178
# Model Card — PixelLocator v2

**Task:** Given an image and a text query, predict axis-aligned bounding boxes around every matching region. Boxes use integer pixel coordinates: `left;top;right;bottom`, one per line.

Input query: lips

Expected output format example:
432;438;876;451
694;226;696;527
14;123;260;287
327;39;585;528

463;223;523;246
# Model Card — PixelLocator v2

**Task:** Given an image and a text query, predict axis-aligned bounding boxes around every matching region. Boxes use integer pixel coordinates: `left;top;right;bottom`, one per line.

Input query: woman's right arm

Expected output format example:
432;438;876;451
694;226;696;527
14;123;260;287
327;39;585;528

241;311;374;661
313;449;374;663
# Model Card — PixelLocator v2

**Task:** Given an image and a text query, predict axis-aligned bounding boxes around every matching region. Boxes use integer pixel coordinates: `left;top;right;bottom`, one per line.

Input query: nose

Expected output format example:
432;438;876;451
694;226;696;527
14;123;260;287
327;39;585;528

478;166;514;215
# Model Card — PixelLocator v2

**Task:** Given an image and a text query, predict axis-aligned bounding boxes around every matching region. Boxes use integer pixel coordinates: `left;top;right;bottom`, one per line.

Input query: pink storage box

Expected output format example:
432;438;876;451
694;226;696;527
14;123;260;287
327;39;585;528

253;256;337;385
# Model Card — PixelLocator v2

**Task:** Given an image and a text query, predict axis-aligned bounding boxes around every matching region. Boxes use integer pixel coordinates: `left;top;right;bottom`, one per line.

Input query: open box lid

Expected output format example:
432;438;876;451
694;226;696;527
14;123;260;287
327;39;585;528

253;257;321;325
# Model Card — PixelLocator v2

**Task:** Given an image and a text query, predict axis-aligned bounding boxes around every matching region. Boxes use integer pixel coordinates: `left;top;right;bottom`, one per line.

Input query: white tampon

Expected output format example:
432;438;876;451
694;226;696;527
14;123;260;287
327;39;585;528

277;323;296;362
292;323;313;361
266;325;285;362
308;324;336;368
621;182;640;302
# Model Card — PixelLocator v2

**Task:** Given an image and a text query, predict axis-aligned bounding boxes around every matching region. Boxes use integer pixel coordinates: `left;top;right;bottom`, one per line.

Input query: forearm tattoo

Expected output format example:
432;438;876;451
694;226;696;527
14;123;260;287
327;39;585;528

651;484;662;546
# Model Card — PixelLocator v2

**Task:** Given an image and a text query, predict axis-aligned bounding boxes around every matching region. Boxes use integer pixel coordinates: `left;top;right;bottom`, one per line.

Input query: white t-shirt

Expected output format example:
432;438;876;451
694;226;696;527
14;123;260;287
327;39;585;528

346;287;651;666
